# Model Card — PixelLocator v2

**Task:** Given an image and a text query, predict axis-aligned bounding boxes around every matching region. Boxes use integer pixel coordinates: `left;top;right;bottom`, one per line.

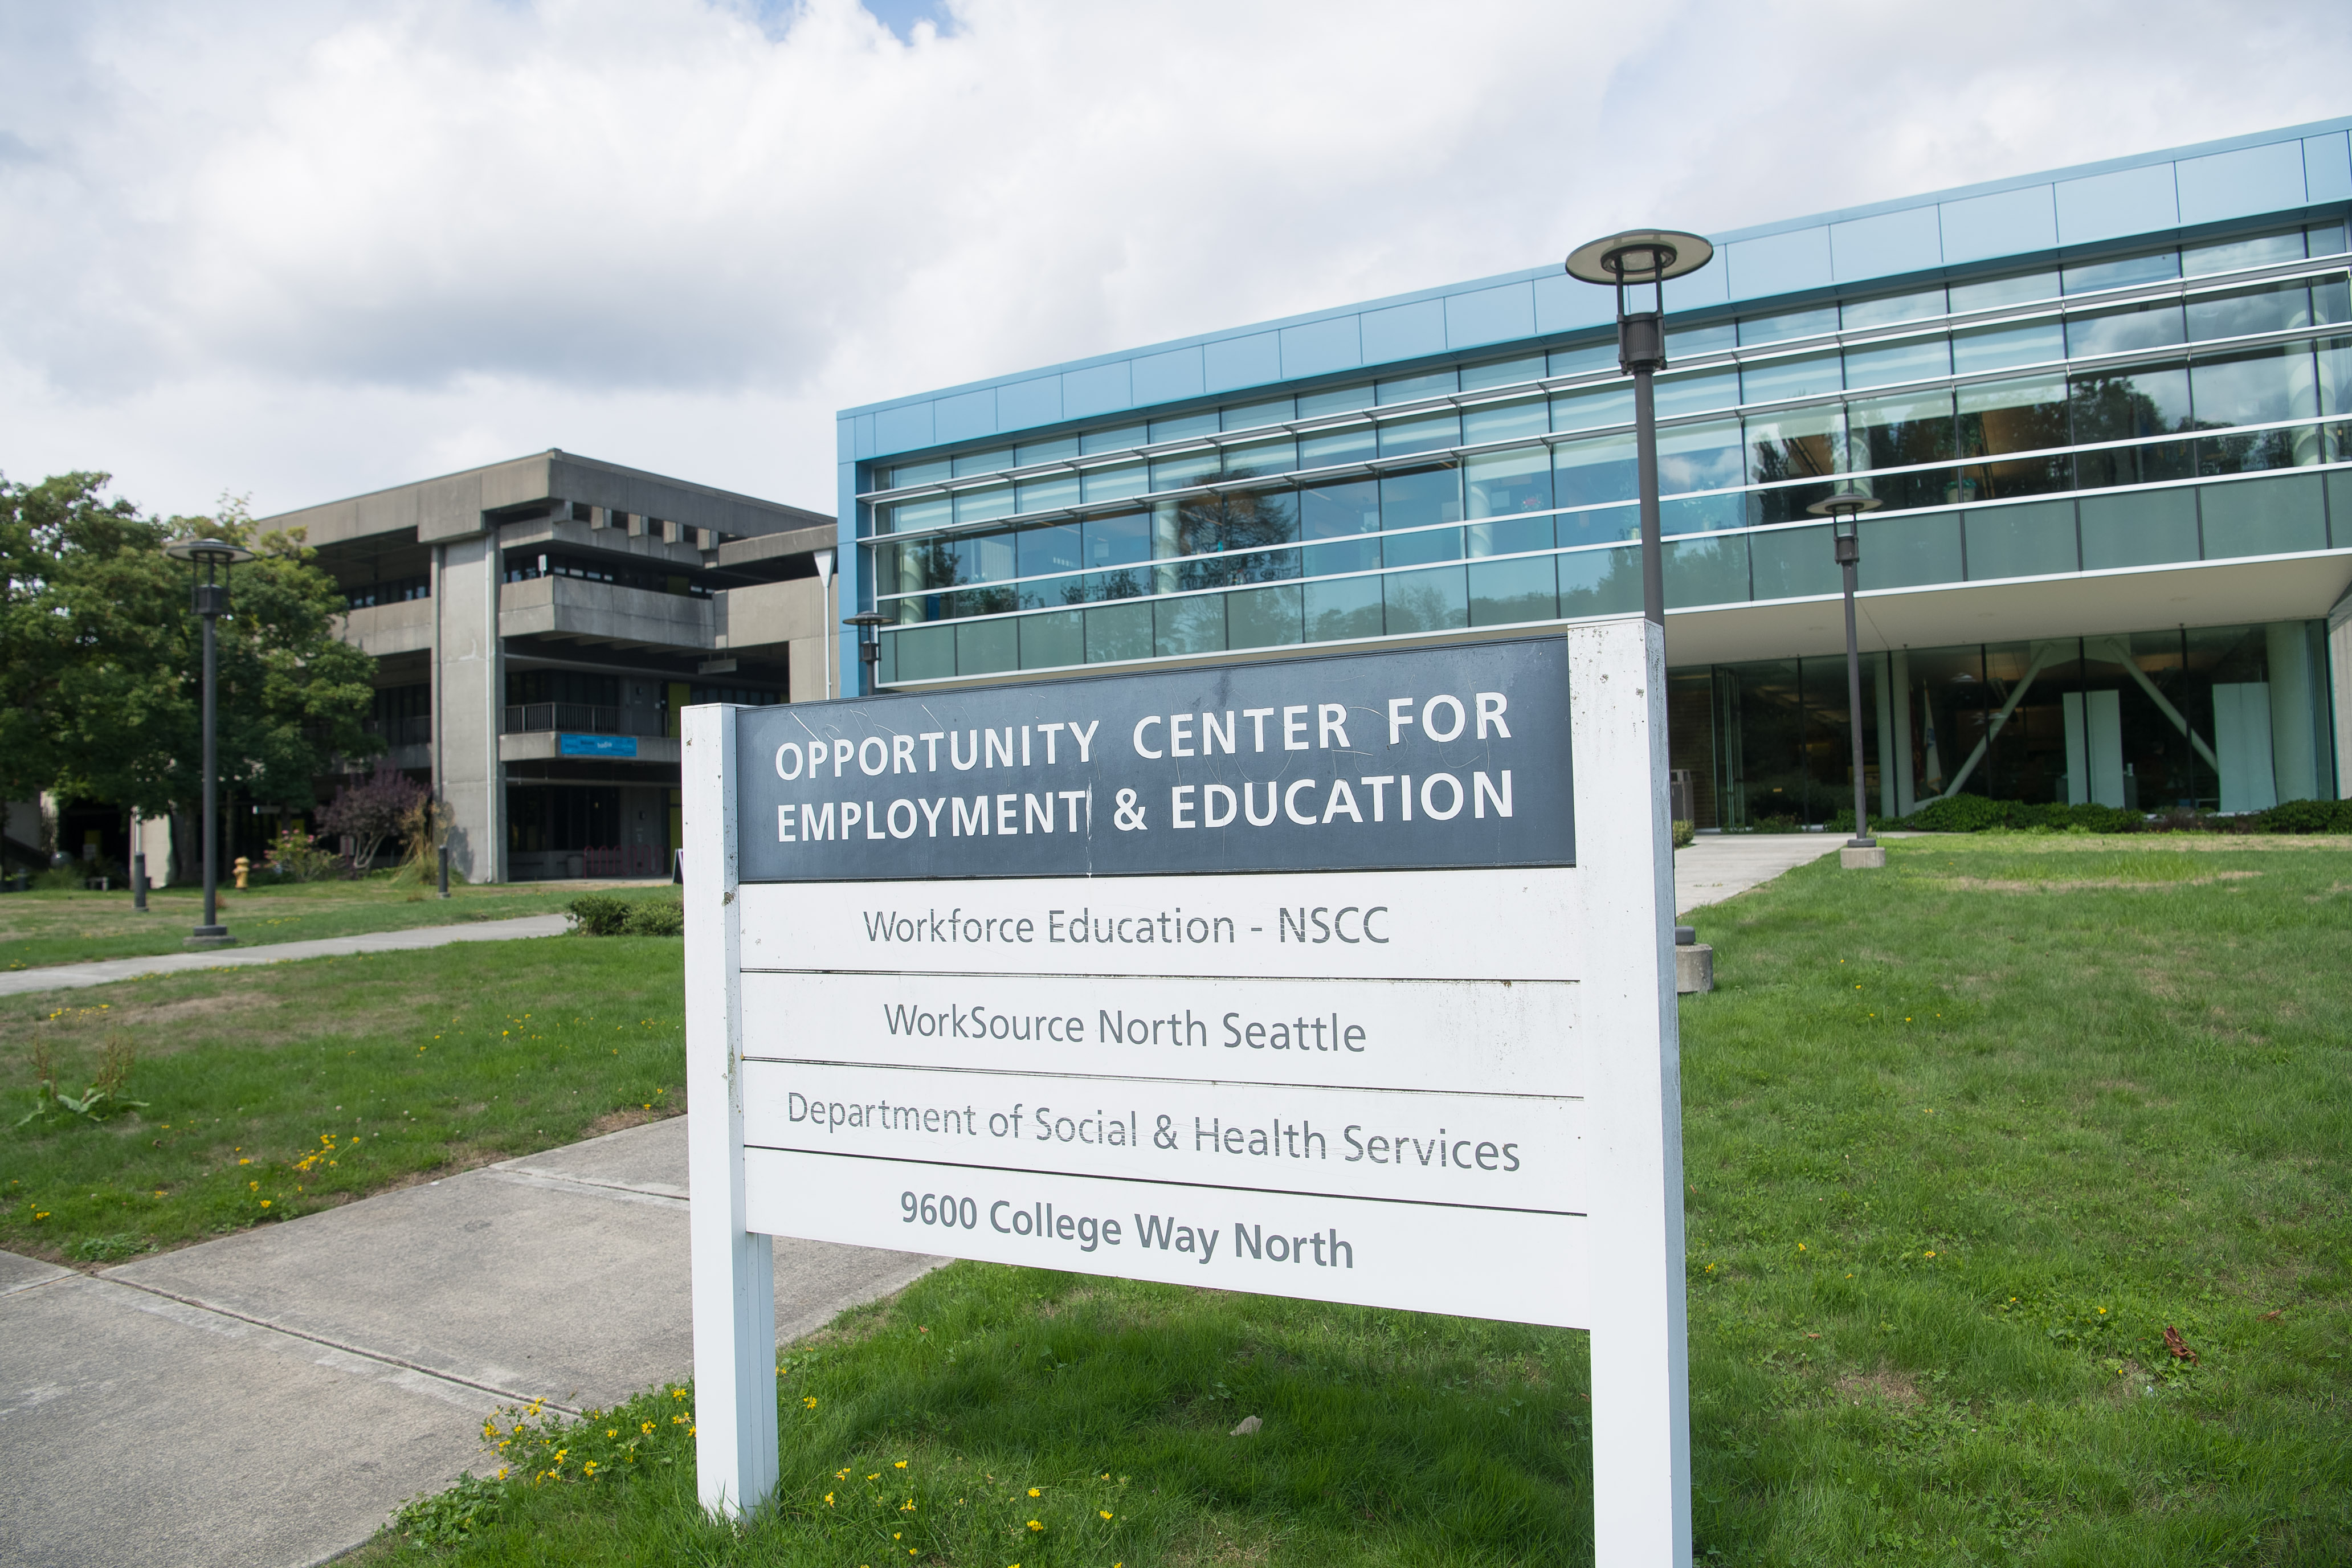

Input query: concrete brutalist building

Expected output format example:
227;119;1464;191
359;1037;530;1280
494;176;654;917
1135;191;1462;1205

264;450;837;883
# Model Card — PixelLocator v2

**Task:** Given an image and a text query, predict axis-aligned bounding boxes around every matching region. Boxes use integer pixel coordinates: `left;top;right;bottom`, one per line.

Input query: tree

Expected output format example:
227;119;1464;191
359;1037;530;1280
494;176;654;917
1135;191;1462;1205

317;758;426;871
0;472;379;860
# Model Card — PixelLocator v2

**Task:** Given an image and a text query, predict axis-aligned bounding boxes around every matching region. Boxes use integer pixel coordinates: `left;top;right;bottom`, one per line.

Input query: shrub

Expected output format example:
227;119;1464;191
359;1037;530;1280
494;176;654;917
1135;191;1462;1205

2251;798;2352;833
564;893;633;936
624;899;685;937
262;826;348;882
31;865;85;891
317;759;426;871
1671;820;1696;850
564;894;685;937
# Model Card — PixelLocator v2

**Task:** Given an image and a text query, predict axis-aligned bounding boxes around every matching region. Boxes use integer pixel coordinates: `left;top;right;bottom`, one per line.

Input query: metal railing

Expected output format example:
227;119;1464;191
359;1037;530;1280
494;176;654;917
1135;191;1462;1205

501;704;668;737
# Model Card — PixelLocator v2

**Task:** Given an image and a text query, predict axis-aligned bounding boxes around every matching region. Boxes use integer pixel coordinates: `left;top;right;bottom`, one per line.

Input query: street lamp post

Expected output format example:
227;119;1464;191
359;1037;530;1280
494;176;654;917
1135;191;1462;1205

843;611;888;696
164;537;255;947
1565;230;1715;631
1807;488;1885;867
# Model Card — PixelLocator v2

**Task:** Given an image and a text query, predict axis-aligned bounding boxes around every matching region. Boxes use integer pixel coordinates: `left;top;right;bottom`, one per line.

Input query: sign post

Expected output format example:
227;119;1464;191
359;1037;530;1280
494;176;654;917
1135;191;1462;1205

685;618;1688;1562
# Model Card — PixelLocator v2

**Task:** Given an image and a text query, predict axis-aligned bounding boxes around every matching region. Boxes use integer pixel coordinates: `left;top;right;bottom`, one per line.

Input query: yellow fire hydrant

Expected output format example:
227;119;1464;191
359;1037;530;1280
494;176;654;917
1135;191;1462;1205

233;855;251;890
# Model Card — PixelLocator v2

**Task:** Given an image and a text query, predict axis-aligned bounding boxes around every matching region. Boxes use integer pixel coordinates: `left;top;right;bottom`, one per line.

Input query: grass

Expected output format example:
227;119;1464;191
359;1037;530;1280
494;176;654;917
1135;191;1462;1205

1;934;685;1262
349;831;2350;1566
0;876;677;972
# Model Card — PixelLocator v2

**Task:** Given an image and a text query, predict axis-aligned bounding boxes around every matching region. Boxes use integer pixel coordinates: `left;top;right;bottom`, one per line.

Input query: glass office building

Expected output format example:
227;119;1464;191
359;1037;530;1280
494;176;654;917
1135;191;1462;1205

834;120;2352;824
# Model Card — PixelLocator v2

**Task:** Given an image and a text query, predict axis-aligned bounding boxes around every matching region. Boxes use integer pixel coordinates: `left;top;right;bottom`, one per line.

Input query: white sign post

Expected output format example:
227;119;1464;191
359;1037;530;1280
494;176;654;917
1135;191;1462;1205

684;618;1688;1563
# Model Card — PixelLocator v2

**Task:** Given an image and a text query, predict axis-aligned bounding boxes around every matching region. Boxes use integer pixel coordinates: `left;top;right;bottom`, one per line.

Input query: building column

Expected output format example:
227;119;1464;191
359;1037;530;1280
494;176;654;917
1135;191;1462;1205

2329;593;2352;800
434;531;504;881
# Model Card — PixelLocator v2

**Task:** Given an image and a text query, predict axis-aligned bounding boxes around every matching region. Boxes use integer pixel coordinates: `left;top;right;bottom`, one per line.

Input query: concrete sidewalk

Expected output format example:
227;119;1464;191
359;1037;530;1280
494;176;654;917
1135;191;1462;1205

0;913;574;998
1675;833;1844;916
0;1117;945;1568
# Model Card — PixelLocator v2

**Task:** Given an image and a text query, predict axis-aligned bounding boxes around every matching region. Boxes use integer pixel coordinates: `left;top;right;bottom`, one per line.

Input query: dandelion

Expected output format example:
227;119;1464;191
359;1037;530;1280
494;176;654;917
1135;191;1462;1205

1924;1251;1936;1258
869;1473;880;1481
1796;1243;1806;1251
1027;1520;1044;1531
895;1460;909;1469
260;1200;272;1208
1101;1509;1114;1520
1028;1488;1041;1497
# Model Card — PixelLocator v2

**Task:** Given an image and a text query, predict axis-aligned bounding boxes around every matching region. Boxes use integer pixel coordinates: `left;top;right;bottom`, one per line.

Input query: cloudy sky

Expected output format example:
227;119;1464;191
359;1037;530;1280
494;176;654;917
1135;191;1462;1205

3;0;2348;522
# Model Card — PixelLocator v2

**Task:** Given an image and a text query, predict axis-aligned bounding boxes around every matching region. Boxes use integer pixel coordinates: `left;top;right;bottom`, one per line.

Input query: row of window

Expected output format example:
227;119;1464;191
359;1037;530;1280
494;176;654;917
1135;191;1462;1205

1680;621;2334;827
881;283;2350;538
875;222;2352;513
343;574;431;610
876;469;2348;685
874;344;2352;618
502;550;714;599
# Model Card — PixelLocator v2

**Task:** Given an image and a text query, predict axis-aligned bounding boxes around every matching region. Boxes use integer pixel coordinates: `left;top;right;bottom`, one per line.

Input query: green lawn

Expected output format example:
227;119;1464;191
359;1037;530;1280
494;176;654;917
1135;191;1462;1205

1;935;685;1262
356;832;2349;1566
0;877;674;972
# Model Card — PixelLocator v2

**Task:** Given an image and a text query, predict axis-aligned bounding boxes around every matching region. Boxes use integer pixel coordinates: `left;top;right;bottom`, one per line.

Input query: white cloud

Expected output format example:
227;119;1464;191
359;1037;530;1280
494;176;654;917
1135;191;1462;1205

2;0;2346;518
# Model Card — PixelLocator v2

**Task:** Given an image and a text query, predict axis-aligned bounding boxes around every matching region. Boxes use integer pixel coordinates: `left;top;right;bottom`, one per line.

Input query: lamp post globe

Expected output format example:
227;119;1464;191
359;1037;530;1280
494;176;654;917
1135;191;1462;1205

1564;230;1714;634
164;538;256;945
1806;488;1884;860
843;611;889;696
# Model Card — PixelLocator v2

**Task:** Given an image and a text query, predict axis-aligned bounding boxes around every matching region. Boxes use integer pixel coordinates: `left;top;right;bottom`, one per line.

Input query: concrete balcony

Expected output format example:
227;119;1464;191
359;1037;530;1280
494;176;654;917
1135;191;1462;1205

498;574;717;652
336;598;432;656
497;730;681;765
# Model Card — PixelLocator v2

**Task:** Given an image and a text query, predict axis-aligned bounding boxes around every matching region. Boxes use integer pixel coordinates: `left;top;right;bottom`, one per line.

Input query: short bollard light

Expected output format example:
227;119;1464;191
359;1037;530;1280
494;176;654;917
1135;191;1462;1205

1807;486;1886;869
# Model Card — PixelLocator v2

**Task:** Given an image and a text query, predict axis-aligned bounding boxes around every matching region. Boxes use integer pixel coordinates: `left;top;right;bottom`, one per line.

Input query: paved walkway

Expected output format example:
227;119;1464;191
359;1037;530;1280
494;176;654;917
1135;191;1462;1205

0;913;574;998
1675;832;1846;916
0;1115;945;1568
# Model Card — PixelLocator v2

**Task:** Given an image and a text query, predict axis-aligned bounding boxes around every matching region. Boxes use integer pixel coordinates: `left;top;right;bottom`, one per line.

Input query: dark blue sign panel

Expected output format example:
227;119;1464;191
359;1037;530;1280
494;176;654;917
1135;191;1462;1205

561;733;639;758
732;638;1573;883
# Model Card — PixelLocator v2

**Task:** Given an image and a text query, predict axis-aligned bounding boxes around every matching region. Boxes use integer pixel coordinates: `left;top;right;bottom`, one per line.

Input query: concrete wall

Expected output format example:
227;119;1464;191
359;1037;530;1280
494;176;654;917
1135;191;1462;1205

497;575;716;648
335;599;434;658
717;575;835;700
434;537;503;882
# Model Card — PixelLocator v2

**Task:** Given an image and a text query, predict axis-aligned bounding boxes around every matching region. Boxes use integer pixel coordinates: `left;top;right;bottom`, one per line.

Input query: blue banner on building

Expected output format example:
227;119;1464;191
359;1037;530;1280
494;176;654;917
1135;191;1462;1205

732;637;1575;883
560;733;639;758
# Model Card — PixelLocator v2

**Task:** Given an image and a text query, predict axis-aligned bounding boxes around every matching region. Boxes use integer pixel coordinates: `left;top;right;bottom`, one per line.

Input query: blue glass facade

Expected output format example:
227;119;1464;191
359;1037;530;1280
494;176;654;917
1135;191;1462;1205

838;120;2352;821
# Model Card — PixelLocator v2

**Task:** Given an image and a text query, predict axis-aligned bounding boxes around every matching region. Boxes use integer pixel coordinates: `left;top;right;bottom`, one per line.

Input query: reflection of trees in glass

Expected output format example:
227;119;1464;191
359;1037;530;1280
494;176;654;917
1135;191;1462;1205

1170;491;1301;590
1851;397;1956;511
1961;383;2071;499
2069;373;2194;487
1746;424;1840;524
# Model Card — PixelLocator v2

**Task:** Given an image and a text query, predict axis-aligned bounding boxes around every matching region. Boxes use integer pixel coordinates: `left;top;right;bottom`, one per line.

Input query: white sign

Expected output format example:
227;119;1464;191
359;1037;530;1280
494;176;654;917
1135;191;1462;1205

686;620;1690;1565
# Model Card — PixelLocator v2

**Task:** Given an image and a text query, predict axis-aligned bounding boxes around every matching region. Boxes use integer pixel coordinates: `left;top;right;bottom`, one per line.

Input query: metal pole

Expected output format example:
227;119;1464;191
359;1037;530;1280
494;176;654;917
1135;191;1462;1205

438;843;450;899
133;851;148;911
1844;558;1871;844
1632;361;1665;628
200;608;220;934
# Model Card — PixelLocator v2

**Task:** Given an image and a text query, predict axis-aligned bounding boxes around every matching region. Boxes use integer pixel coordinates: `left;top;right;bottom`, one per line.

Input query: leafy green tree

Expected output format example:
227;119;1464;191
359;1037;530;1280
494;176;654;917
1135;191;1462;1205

0;472;378;846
